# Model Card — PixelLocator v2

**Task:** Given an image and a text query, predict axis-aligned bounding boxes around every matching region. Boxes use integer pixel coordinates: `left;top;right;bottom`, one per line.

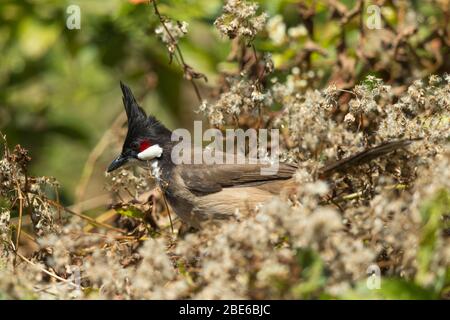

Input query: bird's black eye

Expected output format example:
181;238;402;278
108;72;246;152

131;141;139;151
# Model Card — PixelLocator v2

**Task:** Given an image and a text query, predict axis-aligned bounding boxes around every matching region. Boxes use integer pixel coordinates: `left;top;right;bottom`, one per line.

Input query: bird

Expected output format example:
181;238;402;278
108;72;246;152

107;82;418;229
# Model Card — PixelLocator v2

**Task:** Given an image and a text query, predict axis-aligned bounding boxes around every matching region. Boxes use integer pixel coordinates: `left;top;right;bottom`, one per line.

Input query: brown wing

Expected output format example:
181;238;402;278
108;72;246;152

176;162;297;196
176;138;418;196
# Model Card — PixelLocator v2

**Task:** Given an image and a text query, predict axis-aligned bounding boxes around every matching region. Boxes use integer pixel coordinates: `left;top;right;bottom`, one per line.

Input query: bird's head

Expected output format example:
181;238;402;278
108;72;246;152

107;82;172;173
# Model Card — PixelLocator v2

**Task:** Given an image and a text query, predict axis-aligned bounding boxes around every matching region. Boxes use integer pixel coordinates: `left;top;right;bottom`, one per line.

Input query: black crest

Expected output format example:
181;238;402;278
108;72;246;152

120;81;147;124
119;82;171;148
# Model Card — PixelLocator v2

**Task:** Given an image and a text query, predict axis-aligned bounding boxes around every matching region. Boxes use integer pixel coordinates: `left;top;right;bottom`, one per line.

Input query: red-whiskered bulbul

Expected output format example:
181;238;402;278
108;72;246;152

107;82;417;229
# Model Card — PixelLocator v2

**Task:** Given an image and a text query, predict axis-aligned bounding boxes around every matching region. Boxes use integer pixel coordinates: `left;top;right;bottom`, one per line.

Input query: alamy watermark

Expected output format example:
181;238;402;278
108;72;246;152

66;5;81;30
55;265;83;298
366;264;381;290
366;5;383;30
171;121;280;175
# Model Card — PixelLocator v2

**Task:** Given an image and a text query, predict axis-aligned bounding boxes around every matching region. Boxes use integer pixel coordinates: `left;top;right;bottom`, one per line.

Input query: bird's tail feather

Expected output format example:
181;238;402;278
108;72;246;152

319;138;421;177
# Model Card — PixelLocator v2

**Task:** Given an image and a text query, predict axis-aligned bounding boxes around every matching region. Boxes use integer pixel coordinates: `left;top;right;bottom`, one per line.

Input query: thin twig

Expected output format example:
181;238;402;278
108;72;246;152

251;44;266;84
46;198;125;234
69;230;143;241
20;230;38;244
69;194;111;213
15;249;83;290
54;185;62;223
0;131;9;158
151;0;205;103
161;189;174;234
14;182;24;251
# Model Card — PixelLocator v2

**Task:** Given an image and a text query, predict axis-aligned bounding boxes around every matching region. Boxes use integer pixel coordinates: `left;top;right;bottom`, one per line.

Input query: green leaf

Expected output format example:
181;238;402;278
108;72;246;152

115;206;145;219
0;197;11;212
341;278;437;300
18;18;60;59
378;279;438;300
291;248;326;298
417;189;450;286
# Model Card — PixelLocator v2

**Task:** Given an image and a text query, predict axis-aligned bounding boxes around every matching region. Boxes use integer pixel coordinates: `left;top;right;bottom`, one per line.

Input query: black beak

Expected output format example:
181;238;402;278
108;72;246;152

107;155;128;173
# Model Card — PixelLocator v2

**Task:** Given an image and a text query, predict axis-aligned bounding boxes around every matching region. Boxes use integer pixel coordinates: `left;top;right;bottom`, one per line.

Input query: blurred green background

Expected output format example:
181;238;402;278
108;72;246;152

0;0;446;204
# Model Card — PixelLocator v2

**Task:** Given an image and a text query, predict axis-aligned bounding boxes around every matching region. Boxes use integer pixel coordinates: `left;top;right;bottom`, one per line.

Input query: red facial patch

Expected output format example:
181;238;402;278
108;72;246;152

139;140;151;152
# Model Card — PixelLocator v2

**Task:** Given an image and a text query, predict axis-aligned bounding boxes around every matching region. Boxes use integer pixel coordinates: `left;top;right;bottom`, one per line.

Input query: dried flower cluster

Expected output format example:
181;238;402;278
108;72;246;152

155;21;188;55
0;138;60;241
199;76;272;126
266;15;309;46
214;0;268;41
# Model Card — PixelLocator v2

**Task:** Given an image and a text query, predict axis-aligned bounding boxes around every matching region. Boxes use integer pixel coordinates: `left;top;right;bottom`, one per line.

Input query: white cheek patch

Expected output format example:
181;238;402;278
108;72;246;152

137;144;163;161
